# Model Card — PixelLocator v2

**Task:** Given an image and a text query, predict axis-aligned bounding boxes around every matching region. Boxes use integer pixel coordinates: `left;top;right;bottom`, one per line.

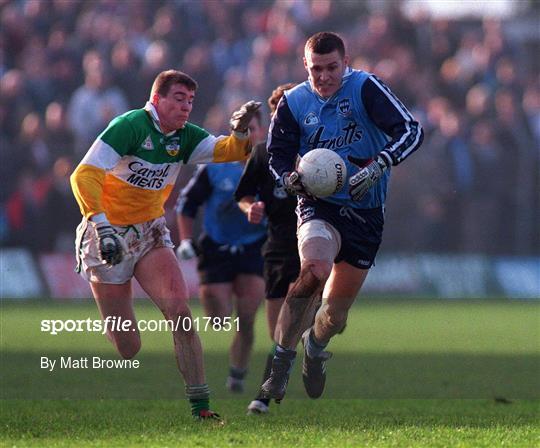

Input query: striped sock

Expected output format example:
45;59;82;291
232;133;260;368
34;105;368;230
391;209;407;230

275;344;296;357
186;384;210;416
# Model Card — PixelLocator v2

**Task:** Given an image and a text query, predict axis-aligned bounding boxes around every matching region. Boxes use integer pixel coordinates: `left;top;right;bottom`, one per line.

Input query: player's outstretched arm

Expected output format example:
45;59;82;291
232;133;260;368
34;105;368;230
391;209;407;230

185;101;262;165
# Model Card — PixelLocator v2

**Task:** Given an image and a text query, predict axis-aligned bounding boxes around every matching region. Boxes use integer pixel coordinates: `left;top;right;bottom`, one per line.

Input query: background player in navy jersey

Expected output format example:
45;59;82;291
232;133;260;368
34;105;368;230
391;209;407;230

261;32;424;402
176;113;267;394
235;83;314;415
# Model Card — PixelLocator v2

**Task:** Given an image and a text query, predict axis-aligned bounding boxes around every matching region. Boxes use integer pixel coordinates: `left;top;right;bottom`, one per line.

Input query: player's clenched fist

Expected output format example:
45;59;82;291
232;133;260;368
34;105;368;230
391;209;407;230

247;201;265;224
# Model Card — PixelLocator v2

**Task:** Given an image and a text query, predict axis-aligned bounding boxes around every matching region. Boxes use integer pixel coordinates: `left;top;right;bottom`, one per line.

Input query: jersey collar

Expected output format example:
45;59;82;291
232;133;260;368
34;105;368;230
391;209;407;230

144;101;178;137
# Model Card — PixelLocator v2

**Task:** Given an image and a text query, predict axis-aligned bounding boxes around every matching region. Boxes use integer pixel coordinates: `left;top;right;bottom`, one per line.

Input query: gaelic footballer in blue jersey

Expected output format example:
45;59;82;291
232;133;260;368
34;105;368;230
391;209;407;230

261;32;424;402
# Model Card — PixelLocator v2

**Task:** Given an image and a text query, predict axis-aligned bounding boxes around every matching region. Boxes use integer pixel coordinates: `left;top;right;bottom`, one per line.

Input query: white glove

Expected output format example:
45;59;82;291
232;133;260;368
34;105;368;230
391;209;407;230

176;239;196;260
230;100;262;136
348;155;388;201
93;221;129;266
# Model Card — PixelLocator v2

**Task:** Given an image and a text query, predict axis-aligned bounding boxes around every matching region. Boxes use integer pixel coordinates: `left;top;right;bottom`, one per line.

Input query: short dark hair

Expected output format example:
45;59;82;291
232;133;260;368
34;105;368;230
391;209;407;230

305;32;345;58
151;70;198;98
268;83;297;114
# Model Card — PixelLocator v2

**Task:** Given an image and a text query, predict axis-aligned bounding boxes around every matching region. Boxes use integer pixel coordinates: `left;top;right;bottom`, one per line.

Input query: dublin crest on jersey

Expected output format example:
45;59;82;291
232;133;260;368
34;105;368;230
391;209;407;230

337;98;351;116
304;112;319;126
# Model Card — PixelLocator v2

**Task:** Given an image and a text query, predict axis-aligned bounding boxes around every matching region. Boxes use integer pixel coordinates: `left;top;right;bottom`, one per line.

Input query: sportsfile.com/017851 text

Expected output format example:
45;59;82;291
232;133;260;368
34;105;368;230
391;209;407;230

40;316;240;335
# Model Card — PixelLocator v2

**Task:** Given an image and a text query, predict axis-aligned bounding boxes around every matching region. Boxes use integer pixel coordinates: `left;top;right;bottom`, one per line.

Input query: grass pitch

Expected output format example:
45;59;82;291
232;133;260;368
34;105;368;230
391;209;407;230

1;300;539;447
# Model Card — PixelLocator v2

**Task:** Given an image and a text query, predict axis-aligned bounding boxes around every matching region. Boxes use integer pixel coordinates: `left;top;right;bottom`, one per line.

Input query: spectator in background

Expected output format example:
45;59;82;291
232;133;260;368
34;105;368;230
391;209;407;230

46;26;81;104
136;40;172;105
0;69;33;140
5;170;51;252
18;112;51;175
493;88;537;254
109;40;142;109
522;84;540;145
180;43;220;124
462;121;506;254
465;83;492;126
43;102;75;161
68;62;128;155
42;157;80;252
21;38;55;113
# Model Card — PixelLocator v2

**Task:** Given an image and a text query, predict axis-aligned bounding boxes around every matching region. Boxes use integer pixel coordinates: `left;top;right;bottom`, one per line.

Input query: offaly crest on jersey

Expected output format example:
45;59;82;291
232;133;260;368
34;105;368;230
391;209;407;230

304;112;319;126
163;136;181;157
141;135;154;150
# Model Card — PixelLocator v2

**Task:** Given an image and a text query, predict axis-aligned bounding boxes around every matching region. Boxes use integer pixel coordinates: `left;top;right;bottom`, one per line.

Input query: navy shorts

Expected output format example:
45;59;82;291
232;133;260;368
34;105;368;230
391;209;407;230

262;240;300;300
197;235;265;284
297;198;384;269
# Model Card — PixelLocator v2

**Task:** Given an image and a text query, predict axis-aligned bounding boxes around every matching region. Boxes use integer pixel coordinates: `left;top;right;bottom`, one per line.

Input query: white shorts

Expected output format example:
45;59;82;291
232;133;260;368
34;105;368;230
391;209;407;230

75;216;174;284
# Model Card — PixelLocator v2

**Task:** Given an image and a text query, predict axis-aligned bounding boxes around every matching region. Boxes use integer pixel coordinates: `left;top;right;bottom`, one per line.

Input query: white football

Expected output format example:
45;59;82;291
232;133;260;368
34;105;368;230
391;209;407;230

297;148;347;198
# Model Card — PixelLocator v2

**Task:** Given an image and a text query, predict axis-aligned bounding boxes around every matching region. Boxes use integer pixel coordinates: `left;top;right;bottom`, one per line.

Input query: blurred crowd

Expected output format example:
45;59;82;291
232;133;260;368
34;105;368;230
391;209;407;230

1;0;538;255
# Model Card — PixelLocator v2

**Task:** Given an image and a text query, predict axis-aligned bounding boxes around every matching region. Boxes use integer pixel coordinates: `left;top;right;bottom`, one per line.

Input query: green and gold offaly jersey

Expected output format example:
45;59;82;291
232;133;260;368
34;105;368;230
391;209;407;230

71;103;251;225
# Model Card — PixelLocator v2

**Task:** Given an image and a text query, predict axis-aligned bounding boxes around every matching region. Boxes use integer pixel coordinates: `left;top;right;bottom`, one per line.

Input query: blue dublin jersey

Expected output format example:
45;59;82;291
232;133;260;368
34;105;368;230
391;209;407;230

268;68;423;209
176;162;266;246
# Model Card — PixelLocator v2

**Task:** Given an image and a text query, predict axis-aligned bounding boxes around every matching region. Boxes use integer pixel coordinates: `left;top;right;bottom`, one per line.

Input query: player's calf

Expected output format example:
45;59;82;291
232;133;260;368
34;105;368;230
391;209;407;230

275;264;326;349
314;303;348;344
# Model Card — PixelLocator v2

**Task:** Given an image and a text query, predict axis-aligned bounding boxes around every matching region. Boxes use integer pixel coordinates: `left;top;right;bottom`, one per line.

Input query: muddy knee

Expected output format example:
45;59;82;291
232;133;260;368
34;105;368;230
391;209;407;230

288;261;330;300
305;260;332;283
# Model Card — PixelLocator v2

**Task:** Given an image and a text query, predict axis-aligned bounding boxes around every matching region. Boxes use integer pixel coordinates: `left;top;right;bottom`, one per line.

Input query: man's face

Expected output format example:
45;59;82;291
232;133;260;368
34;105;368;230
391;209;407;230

304;49;348;99
248;116;265;145
153;83;194;132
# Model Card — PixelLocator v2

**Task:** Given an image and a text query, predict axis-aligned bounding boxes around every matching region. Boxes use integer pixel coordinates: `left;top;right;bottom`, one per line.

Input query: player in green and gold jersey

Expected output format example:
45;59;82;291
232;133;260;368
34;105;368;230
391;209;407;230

71;69;261;422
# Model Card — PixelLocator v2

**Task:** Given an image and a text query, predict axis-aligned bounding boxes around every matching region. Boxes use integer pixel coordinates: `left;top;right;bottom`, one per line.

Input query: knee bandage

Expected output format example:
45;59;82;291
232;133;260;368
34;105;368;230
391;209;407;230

297;220;341;265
